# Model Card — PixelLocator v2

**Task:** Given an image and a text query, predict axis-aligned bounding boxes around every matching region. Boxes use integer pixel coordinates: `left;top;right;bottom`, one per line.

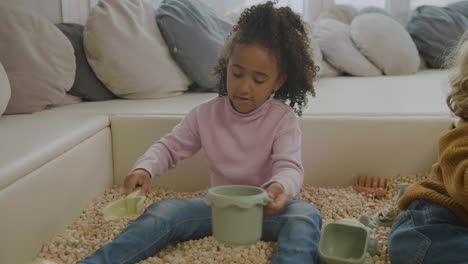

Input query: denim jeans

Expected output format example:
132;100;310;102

78;197;322;264
388;199;468;264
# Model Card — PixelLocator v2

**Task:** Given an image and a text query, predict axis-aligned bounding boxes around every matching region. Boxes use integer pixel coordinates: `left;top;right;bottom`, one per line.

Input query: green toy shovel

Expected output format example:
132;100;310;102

102;187;146;220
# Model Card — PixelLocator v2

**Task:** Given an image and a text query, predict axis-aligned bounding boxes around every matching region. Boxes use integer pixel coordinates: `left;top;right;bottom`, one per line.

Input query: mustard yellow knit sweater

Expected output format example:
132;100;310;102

398;120;468;225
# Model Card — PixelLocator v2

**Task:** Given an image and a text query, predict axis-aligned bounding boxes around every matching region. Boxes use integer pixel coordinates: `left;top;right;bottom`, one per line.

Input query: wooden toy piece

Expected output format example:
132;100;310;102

355;174;389;199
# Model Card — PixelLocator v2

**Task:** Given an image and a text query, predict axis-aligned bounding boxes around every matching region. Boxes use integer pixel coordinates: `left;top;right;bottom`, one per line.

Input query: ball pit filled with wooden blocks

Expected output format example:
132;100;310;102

33;172;429;264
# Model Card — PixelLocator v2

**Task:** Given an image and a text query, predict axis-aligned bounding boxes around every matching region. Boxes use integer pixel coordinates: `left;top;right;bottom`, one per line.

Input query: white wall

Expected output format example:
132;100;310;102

1;0;62;23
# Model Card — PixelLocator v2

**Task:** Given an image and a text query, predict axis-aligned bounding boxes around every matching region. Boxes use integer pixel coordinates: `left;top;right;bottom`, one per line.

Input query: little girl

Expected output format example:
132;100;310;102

388;31;468;264
78;2;322;263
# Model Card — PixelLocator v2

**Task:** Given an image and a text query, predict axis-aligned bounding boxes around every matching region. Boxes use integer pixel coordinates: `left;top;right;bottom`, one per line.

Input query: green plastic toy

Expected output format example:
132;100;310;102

205;185;273;245
102;187;146;220
359;183;410;229
319;219;378;264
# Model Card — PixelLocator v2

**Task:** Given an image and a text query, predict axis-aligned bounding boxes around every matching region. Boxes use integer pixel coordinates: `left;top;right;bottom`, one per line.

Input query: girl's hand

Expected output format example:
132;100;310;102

124;169;151;195
263;182;289;214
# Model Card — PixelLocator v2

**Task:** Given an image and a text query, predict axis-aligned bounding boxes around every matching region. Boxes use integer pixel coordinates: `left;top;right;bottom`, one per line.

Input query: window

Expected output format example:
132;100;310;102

410;0;461;9
334;0;386;9
224;0;304;17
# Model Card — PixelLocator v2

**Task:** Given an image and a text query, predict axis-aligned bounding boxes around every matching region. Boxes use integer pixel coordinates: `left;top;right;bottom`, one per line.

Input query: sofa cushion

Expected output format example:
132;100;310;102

407;4;468;68
84;0;190;99
351;13;420;75
304;69;450;116
156;0;232;92
0;127;112;264
0;4;75;114
56;23;116;101
0;113;109;191
48;93;217;115
47;69;450;117
0;62;10;117
314;19;382;76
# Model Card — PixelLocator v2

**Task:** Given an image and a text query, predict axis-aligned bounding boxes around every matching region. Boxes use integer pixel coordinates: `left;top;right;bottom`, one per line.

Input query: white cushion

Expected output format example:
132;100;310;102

0;62;10;117
314;19;382;77
309;34;323;64
309;34;340;78
317;60;341;78
351;14;420;75
84;0;190;99
0;4;75;114
0;113;109;190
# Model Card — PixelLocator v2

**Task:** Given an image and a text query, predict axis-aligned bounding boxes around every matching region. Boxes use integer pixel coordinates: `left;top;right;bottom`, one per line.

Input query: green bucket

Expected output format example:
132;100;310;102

205;185;272;245
319;219;378;264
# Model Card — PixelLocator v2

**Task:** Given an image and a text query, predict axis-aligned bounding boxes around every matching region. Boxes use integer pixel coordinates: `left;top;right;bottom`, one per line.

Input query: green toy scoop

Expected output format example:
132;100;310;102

102;187;146;220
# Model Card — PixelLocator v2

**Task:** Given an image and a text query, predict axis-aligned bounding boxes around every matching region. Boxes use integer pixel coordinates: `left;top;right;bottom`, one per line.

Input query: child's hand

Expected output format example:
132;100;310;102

263;182;289;214
124;169;151;195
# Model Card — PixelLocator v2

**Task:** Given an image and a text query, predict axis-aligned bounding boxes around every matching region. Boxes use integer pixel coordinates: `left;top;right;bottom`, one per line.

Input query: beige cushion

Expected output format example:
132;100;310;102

0;62;10;116
84;0;190;99
0;4;75;114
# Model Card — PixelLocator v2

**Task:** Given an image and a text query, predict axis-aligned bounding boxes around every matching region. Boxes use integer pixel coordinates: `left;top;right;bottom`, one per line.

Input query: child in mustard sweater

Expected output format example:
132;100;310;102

388;31;468;264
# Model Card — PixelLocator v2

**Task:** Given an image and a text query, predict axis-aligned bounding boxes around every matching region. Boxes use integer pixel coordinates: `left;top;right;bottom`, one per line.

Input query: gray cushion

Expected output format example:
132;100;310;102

447;1;468;19
0;62;10;117
0;4;75;114
56;23;116;101
156;0;232;92
407;5;468;68
314;19;382;77
351;14;420;75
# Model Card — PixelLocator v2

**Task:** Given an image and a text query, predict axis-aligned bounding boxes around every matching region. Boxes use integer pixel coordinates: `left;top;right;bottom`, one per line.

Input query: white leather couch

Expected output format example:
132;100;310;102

0;69;454;264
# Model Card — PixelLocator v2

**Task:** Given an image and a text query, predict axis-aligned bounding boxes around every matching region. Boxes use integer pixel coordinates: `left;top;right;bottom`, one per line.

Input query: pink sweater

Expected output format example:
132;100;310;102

131;95;304;197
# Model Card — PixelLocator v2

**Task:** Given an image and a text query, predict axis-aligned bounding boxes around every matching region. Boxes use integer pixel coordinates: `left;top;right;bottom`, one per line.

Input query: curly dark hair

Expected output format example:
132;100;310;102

213;1;319;116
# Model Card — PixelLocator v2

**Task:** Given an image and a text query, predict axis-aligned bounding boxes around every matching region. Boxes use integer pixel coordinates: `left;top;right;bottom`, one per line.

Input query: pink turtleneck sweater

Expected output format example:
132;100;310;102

131;95;304;198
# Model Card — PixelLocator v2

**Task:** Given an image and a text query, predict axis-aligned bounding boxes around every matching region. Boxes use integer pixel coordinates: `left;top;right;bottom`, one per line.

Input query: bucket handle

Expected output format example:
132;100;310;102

262;197;273;205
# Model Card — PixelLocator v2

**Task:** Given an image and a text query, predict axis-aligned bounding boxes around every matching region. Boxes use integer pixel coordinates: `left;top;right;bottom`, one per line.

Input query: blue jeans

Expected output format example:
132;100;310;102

78;198;322;264
388;199;468;264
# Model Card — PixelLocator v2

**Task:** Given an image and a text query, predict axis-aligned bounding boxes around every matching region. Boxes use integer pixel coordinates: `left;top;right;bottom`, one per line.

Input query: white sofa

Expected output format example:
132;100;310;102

0;69;455;264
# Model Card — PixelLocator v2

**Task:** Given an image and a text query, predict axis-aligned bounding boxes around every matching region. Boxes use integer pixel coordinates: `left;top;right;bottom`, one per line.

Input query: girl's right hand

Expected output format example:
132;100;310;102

124;169;151;195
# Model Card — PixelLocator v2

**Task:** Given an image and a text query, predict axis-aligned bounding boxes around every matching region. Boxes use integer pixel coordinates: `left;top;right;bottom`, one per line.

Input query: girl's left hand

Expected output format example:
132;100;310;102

263;182;289;214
